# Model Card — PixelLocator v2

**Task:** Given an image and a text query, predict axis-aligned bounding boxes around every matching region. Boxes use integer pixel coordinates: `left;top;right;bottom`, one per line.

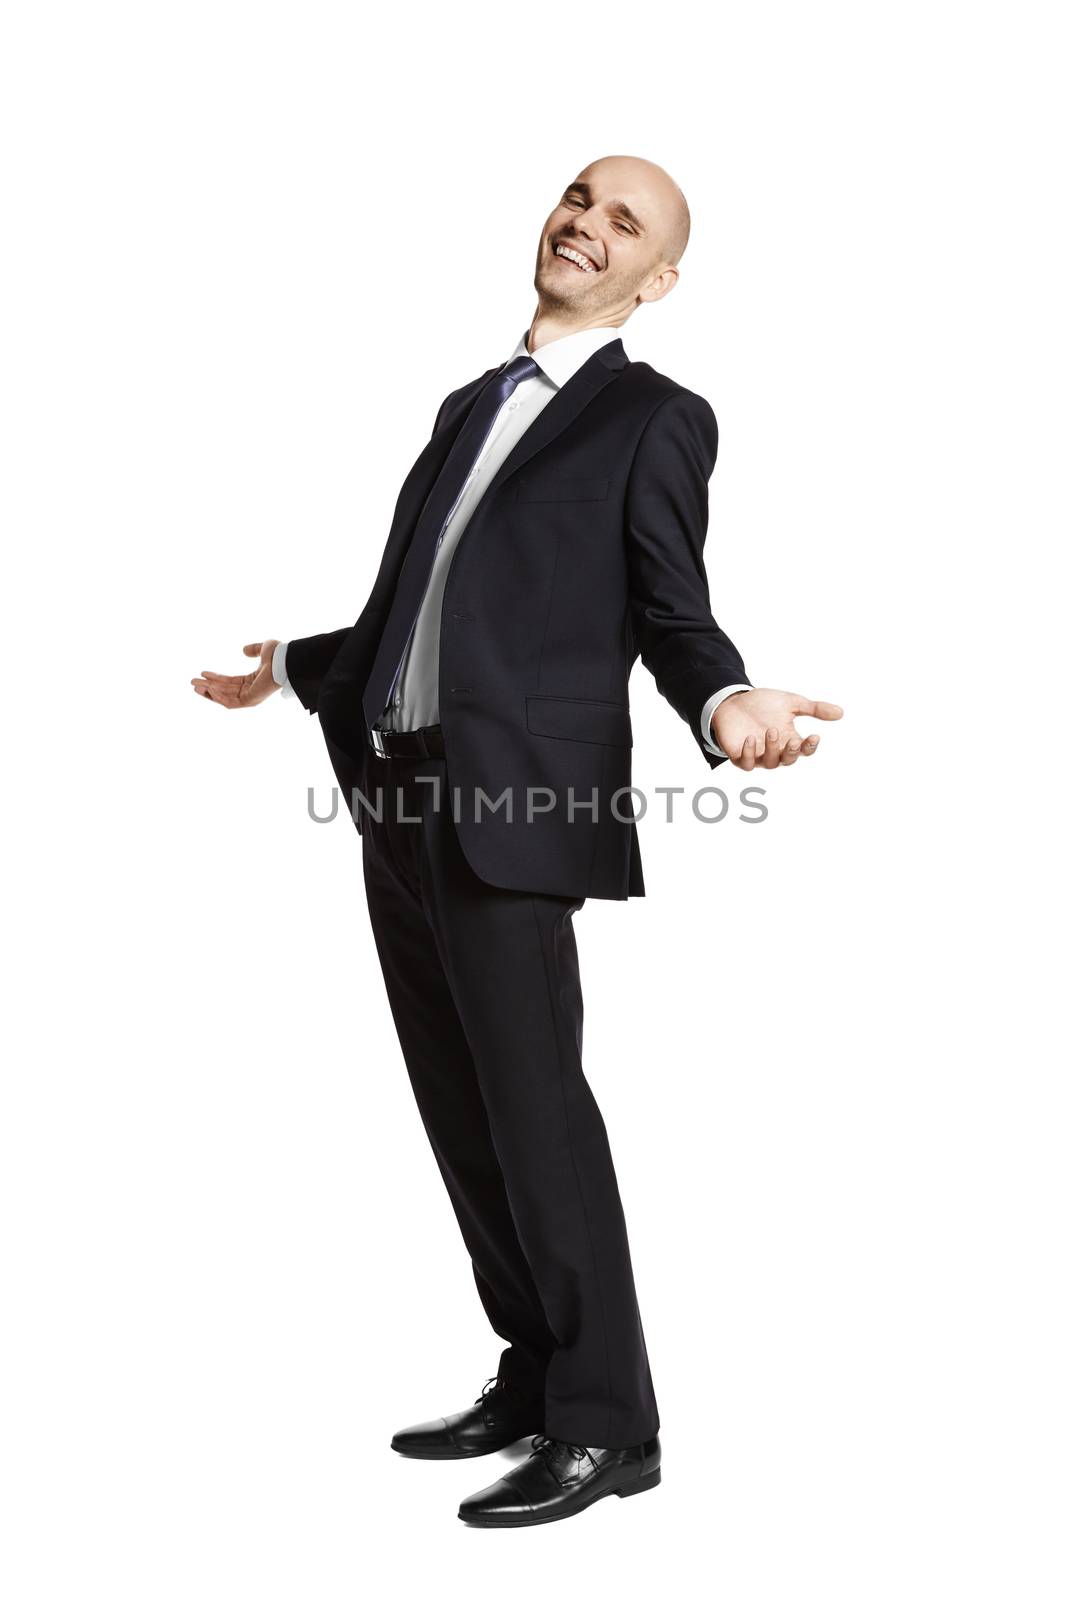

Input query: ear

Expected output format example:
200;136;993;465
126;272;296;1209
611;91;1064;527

637;264;680;305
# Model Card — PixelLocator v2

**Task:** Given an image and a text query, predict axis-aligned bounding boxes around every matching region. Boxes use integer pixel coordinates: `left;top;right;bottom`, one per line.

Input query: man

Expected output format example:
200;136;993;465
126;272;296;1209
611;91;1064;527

192;155;842;1528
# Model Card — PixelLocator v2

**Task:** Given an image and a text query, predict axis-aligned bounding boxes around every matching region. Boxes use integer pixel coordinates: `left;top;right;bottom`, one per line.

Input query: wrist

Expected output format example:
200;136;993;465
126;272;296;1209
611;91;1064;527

711;690;746;720
704;685;752;755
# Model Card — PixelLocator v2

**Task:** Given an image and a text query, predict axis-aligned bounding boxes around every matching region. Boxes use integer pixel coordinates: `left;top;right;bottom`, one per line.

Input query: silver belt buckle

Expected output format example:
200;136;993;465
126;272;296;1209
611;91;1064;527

370;727;388;759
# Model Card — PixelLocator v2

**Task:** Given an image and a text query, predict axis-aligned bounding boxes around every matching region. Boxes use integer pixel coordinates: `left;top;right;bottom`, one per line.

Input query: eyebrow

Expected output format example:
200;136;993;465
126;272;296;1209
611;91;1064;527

565;180;646;233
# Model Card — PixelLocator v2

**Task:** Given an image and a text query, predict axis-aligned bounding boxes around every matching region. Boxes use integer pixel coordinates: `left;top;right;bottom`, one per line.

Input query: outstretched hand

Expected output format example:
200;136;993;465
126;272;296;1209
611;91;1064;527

191;640;281;709
711;687;843;769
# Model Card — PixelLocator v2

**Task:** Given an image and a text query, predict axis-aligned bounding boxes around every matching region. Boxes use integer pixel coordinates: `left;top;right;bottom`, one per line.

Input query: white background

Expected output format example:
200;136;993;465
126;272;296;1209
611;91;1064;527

2;2;1063;1595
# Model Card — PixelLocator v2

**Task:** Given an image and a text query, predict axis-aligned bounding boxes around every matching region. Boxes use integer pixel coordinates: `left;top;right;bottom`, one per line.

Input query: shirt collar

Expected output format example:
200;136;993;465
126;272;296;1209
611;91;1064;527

507;324;622;389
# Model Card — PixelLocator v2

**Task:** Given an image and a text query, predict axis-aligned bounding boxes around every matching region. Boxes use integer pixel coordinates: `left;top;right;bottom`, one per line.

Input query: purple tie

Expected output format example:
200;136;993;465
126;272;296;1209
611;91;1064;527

362;353;542;732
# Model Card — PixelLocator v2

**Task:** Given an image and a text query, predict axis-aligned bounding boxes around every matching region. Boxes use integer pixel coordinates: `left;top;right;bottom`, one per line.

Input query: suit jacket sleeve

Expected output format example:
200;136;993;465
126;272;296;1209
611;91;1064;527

283;628;353;715
624;389;750;768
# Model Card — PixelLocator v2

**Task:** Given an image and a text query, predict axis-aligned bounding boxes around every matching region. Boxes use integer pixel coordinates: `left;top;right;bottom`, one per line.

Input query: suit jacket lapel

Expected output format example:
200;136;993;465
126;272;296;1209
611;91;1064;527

377;338;629;585
488;338;628;496
394;361;507;534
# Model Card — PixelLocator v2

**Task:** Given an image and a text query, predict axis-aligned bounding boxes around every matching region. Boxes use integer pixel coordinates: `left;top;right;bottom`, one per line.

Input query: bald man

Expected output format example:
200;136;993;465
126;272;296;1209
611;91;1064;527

193;156;842;1527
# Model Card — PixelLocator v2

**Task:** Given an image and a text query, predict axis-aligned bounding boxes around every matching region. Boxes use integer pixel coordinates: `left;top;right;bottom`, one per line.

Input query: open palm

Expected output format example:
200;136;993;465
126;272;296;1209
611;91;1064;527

712;687;843;769
191;640;281;709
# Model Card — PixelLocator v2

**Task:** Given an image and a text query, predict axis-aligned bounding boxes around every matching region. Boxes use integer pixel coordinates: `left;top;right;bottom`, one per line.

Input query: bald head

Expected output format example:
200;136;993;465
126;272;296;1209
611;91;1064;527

581;155;691;267
532;156;692;330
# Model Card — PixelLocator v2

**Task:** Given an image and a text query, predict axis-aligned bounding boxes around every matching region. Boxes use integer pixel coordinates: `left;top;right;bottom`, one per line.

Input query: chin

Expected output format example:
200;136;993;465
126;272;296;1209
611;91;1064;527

538;264;588;298
533;273;571;309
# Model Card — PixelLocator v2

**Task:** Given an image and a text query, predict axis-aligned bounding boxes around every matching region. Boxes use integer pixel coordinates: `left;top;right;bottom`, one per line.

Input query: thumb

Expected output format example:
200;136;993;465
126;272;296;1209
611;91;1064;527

794;696;844;721
243;642;264;658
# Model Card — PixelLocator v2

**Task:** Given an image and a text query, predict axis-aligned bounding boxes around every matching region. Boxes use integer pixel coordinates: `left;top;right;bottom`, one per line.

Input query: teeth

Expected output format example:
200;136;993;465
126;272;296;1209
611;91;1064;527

556;244;596;273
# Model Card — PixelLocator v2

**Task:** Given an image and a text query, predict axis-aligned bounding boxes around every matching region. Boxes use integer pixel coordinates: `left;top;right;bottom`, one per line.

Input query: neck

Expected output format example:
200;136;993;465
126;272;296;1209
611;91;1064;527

526;302;630;354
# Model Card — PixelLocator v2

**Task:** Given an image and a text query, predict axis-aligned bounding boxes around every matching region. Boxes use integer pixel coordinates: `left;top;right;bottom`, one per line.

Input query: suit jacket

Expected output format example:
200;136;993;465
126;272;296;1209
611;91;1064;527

285;337;748;901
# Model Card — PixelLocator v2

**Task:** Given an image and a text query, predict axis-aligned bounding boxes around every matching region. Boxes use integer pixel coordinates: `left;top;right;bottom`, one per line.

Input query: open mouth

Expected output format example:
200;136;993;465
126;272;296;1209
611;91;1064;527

554;243;600;274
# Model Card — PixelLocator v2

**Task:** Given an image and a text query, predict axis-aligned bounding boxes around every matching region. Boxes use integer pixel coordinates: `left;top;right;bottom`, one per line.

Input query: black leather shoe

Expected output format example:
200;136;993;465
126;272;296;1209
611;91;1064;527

390;1377;545;1460
457;1432;661;1526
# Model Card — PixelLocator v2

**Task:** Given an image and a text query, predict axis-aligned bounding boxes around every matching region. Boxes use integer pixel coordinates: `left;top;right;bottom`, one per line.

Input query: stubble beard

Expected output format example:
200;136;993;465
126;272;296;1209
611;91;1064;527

534;255;609;316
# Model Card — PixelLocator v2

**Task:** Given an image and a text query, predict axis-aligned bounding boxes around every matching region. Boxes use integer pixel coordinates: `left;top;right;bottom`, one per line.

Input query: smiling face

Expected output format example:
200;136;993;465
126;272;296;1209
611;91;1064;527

533;155;690;324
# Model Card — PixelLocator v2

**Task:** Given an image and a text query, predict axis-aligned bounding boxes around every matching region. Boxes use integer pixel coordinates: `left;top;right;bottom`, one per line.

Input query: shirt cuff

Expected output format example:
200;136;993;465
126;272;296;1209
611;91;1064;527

701;684;752;757
271;640;296;699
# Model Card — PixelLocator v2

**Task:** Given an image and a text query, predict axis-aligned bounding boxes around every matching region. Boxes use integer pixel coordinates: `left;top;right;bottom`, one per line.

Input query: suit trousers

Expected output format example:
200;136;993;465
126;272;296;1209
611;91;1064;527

359;751;660;1449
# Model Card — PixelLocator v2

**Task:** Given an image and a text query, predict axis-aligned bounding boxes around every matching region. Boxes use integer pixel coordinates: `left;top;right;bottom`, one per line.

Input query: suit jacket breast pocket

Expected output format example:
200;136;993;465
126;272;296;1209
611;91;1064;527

516;475;611;503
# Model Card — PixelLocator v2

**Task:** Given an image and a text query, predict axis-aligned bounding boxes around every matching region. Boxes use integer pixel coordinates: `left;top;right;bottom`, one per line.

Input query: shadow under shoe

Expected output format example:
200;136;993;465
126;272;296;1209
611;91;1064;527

391;1377;546;1461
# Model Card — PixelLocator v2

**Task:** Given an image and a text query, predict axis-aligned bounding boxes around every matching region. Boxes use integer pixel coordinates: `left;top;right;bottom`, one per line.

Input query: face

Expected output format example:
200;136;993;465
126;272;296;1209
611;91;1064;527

533;159;682;320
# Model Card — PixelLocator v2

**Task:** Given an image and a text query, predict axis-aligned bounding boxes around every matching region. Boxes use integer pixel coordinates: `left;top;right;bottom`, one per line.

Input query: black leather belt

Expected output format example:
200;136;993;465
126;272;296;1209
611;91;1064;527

369;724;445;760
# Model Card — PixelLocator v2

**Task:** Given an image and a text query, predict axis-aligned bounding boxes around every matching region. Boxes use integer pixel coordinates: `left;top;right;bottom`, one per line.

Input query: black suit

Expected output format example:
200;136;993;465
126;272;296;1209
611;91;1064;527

286;338;747;1445
285;339;748;899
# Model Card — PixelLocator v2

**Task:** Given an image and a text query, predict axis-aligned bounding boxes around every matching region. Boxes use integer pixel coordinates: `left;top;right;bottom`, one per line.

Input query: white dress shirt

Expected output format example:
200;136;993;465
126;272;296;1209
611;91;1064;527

273;326;750;756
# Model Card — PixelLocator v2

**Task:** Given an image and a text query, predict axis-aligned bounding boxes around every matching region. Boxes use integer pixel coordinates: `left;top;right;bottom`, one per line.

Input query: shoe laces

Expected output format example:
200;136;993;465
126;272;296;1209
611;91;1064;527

531;1433;593;1467
476;1376;504;1406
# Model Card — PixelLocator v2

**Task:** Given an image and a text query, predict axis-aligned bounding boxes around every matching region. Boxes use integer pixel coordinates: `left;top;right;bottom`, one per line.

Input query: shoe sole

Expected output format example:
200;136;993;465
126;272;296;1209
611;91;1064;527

457;1466;661;1527
391;1434;539;1461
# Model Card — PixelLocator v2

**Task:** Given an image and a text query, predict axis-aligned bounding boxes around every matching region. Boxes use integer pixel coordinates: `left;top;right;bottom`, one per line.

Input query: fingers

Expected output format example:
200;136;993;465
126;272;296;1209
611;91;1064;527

190;649;273;709
190;675;244;707
783;729;820;763
737;734;757;771
731;728;822;769
793;695;844;720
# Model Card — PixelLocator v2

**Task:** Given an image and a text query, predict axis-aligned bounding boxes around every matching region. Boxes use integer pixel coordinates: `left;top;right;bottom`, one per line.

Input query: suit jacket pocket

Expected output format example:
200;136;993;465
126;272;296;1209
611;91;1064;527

526;693;632;748
516;474;611;503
